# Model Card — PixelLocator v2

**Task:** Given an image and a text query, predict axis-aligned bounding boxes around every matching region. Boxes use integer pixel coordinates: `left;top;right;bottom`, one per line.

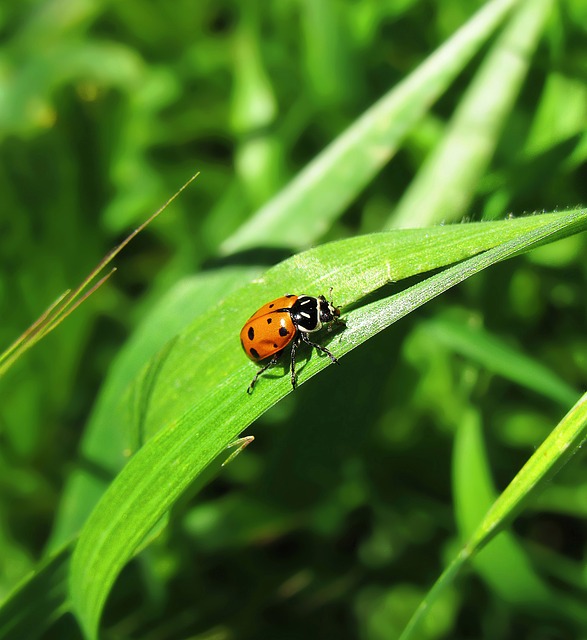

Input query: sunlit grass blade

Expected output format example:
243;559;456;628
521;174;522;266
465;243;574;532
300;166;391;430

220;0;522;254
400;391;587;639
144;213;587;439
390;0;553;228
46;265;261;552
70;210;587;639
50;216;584;553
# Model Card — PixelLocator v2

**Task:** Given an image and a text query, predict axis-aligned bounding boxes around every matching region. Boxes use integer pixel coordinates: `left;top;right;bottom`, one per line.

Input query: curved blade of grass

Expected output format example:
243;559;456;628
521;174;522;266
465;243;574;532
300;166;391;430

390;0;553;228
401;391;587;639
220;0;521;253
69;210;587;638
46;265;261;552
466;395;587;555
454;408;583;617
144;213;587;439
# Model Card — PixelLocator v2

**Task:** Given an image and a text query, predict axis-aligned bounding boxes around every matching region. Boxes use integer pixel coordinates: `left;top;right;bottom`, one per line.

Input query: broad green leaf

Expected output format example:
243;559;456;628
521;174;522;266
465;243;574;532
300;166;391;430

220;0;522;253
390;0;553;228
47;266;262;552
145;214;587;438
69;210;587;638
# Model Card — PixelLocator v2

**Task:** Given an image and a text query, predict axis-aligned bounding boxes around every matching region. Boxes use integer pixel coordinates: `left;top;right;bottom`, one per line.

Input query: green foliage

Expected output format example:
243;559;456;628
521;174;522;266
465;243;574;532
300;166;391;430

1;0;587;639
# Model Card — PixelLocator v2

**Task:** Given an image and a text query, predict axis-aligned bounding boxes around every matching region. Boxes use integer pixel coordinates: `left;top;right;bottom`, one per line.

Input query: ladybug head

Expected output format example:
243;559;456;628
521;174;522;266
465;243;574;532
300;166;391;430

318;295;340;323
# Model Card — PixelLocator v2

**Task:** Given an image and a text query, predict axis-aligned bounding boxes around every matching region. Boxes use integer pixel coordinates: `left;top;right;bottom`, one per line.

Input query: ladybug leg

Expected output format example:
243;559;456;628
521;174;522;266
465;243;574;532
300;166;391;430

290;334;301;389
300;332;339;365
247;350;283;394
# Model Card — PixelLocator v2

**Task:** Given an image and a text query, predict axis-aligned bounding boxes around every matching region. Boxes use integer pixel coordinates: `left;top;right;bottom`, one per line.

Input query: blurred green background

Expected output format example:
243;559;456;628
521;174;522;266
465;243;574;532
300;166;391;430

1;0;587;638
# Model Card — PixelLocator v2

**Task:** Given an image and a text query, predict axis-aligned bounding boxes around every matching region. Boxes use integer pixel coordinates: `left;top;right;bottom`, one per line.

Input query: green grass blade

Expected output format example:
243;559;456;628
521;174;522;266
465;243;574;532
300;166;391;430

146;213;587;438
454;409;561;609
47;266;261;552
466;393;587;554
220;0;522;253
390;0;553;228
401;387;587;639
69;210;587;638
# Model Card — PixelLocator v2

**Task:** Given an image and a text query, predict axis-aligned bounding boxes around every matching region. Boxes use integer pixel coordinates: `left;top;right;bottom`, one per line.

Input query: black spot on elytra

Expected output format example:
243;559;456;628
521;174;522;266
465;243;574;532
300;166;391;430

248;326;255;340
250;347;260;359
273;343;278;348
279;326;289;337
269;303;275;308
266;318;272;324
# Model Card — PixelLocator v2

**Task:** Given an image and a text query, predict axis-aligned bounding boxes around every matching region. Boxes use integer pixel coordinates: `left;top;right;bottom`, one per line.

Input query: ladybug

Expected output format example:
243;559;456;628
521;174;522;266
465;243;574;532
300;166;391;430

240;292;342;393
